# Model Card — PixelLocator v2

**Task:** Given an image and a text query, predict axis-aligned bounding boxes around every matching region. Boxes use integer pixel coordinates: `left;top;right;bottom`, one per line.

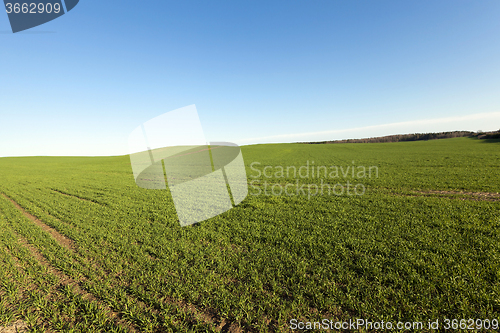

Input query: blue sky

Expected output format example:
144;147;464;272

1;0;500;156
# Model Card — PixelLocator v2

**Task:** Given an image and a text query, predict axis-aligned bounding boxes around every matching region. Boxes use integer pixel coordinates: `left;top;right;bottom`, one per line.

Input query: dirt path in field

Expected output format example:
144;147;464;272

407;189;500;201
1;193;75;250
0;193;136;332
0;320;28;333
10;226;133;329
413;190;500;201
162;296;246;333
379;188;500;201
0;193;246;332
16;230;134;331
50;188;107;206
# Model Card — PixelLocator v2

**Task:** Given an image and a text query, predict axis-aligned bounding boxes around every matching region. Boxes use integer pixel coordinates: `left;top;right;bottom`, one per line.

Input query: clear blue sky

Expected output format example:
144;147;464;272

1;0;500;156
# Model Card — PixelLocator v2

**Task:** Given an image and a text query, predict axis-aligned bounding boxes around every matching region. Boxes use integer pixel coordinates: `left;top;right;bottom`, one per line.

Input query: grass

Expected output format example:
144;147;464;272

0;137;499;332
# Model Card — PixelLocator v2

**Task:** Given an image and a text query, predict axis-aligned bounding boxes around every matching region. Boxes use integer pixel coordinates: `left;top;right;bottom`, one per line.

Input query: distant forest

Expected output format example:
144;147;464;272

305;130;500;144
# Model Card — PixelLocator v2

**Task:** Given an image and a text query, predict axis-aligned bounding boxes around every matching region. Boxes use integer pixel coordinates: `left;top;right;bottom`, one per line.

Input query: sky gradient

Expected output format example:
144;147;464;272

1;0;500;156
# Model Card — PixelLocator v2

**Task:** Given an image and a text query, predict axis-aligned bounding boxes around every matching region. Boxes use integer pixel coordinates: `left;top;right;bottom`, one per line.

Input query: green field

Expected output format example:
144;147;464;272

1;137;499;332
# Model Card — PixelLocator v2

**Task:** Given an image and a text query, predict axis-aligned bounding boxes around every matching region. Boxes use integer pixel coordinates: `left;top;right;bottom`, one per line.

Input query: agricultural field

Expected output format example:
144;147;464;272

0;137;499;332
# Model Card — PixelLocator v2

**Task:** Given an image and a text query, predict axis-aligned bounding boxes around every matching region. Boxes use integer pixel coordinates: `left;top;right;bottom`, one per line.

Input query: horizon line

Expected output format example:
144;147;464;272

1;128;498;158
235;111;500;145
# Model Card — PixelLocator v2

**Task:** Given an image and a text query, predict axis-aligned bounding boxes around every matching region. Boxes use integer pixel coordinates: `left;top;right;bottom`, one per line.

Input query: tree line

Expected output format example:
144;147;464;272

305;130;500;144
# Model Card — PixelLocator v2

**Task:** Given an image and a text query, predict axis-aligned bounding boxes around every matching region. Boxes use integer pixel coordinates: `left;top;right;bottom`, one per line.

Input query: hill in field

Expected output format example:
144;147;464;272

305;129;500;144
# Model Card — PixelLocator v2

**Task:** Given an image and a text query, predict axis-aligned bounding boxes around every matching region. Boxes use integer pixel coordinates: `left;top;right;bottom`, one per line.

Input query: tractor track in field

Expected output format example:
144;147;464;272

411;189;500;201
49;188;107;206
155;295;247;333
7;228;136;332
1;193;248;332
0;246;34;333
387;189;500;201
0;320;29;333
1;193;75;251
0;193;137;332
